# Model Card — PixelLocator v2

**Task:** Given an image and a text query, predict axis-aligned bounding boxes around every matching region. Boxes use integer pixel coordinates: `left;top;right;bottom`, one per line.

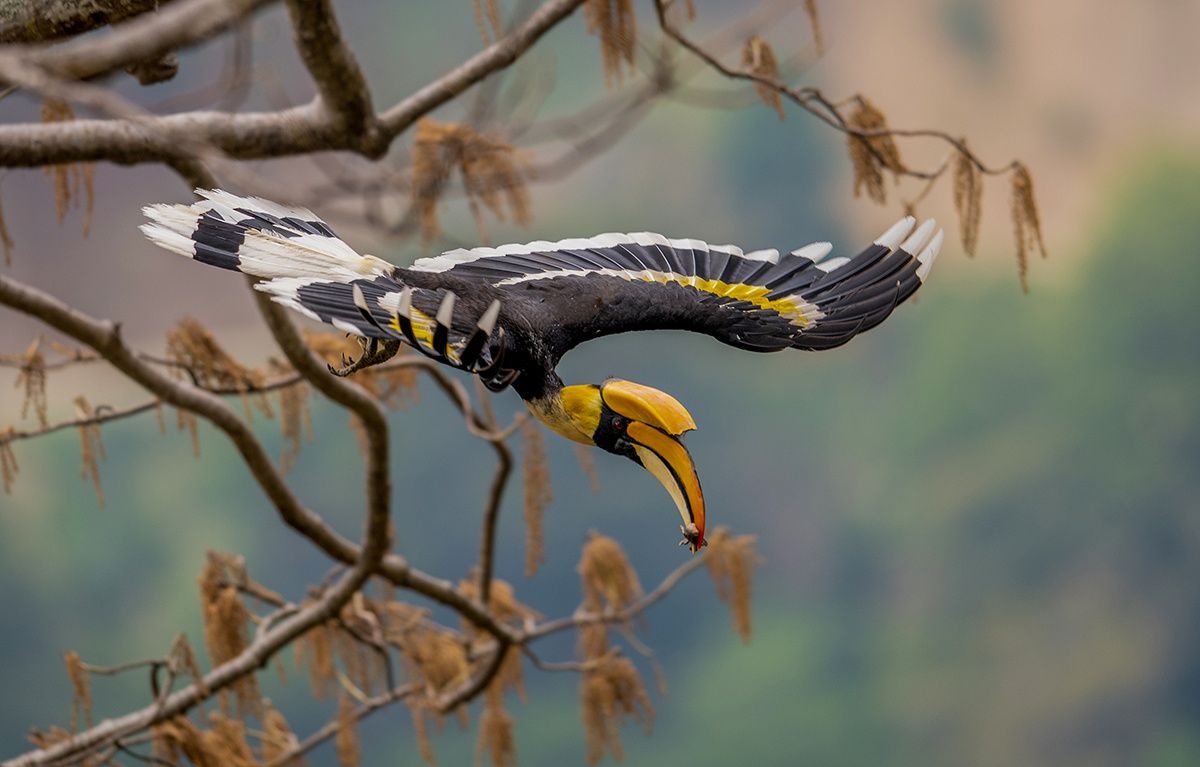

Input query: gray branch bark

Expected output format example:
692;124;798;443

0;0;176;44
0;0;587;166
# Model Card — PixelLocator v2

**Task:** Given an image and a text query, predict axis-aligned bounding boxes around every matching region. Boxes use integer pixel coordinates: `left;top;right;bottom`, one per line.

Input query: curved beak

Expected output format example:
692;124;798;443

626;421;706;552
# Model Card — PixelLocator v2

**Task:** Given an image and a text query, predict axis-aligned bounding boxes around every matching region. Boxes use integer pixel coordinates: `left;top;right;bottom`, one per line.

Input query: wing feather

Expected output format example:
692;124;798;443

449;217;945;360
143;191;945;375
141;190;490;359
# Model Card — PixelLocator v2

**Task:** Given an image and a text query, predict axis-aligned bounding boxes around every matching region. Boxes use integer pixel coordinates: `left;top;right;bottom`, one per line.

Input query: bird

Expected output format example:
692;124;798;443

142;189;944;553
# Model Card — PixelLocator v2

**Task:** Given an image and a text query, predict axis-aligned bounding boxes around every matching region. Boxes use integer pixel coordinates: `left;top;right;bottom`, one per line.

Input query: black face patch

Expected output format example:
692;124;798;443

592;404;639;463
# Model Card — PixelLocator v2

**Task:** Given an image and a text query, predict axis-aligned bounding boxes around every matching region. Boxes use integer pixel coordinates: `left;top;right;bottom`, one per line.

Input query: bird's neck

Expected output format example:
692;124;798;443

512;366;563;402
517;372;595;446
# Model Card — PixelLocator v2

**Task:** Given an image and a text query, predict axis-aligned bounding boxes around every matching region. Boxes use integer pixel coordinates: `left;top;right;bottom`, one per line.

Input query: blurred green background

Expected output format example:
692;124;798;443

2;2;1199;765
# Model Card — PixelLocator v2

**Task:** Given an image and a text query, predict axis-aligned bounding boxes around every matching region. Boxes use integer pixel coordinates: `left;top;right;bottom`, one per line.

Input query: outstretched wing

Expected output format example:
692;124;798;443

141;190;503;367
142;192;944;381
408;217;943;360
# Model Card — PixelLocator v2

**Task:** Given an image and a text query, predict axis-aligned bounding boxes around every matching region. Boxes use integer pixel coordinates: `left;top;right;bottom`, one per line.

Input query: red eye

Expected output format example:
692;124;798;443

612;416;626;430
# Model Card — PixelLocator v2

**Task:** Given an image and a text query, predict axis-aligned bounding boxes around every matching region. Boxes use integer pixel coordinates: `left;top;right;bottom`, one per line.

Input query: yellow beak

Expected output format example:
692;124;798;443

626;421;706;552
602;379;697;435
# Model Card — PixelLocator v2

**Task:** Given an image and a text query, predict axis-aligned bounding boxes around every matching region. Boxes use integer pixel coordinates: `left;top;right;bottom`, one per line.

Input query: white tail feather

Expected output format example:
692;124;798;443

141;190;393;283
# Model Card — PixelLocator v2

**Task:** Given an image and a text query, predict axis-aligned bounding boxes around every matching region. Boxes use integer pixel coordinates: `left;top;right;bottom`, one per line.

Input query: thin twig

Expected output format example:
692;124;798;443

77;659;165;677
434;640;510;714
524;551;710;641
0;347;98;370
475;379;513;607
652;0;1018;178
2;400;161;445
520;646;612;673
111;742;173;767
261;686;416;767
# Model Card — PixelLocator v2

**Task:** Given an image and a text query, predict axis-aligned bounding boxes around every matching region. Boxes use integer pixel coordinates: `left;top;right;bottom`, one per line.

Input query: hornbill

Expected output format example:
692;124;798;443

143;190;944;552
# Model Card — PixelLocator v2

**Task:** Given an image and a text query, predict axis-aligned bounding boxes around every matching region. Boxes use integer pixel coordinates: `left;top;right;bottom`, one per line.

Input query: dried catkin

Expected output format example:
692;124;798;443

1010;162;1048;292
703;527;763;643
953;144;984;257
411;119;530;246
584;0;636;86
742;36;785;119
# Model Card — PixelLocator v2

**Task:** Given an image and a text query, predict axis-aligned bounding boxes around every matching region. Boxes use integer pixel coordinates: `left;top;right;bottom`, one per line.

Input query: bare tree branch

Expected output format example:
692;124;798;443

0;0;177;44
0;102;336;166
262;684;418;767
0;345;98;370
521;647;611;673
0;272;365;562
0;354;515;449
475;387;514;607
1;399;161;444
652;0;1017;178
294;0;810;232
285;0;376;139
524;551;710;641
4;574;373;767
434;640;511;714
0;0;587;172
23;0;276;82
0;281;392;767
0;278;525;656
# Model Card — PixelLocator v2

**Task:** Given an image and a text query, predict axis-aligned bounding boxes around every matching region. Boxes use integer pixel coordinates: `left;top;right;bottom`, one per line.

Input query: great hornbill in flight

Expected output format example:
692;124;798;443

143;190;944;553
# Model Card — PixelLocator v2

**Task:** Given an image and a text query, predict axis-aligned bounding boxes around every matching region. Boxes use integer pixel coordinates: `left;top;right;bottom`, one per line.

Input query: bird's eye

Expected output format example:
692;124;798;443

612;416;626;431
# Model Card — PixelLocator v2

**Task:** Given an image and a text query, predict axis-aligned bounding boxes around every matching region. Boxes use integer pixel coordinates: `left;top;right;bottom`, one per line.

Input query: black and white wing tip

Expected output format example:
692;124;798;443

874;215;944;282
140;188;392;284
792;241;835;263
779;214;946;351
914;229;944;282
873;215;918;251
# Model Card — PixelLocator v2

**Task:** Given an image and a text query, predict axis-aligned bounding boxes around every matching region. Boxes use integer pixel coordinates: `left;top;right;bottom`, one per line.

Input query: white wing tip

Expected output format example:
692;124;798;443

478;299;502;335
901;218;938;256
915;229;944;282
744;247;781;264
139;222;196;259
790;241;833;262
815;256;851;273
875;216;918;250
436;291;456;326
268;294;321;322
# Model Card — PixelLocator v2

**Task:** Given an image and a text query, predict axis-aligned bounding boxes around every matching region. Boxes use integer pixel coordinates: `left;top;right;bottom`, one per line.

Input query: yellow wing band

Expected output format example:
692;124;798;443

643;272;820;327
388;306;462;362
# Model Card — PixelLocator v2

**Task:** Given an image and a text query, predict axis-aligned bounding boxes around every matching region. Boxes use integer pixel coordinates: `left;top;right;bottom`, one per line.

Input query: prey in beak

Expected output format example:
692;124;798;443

578;379;707;552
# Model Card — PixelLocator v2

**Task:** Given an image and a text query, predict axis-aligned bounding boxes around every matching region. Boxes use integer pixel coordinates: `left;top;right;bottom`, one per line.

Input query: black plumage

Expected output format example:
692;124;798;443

142;190;943;403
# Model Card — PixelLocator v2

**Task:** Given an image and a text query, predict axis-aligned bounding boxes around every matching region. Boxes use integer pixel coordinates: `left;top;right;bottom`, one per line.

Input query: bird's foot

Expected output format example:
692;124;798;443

327;338;402;377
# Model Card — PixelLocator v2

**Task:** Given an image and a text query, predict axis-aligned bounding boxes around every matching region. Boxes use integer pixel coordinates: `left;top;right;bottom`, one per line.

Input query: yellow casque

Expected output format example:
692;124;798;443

600;379;697;436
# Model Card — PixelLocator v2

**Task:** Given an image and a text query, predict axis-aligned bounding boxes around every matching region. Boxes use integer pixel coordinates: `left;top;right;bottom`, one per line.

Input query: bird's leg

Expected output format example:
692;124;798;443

328;337;402;377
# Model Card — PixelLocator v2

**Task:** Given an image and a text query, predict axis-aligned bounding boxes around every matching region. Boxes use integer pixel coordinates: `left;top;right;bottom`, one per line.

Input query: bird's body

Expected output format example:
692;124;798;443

143;190;944;552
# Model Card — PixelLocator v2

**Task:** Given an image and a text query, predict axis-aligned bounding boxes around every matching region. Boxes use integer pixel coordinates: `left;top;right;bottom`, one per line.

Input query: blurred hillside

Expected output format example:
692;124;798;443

2;2;1199;766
